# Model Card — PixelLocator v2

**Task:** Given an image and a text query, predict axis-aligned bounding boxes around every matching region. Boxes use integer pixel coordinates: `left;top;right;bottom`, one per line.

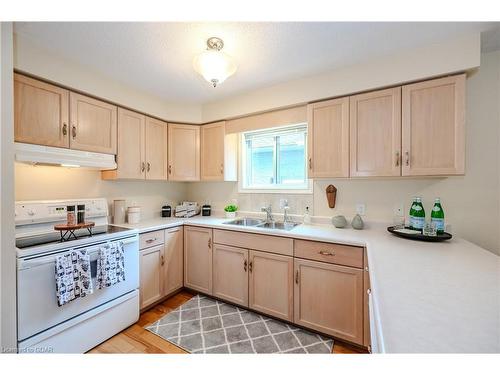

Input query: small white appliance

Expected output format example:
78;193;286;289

15;198;139;353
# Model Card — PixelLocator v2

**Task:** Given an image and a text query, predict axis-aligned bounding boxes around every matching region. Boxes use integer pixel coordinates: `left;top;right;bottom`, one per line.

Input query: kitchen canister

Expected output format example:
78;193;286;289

127;206;141;224
113;199;126;224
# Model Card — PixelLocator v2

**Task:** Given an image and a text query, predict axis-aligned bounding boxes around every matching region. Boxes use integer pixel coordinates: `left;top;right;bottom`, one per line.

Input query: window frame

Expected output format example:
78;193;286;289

238;123;312;194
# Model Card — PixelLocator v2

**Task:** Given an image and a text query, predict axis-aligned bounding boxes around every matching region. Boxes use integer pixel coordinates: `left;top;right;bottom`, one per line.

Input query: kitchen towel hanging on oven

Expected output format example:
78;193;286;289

96;241;125;289
55;249;94;306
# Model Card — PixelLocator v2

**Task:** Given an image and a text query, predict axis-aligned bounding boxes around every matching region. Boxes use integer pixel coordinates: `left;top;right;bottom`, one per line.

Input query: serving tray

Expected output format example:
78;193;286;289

387;226;452;242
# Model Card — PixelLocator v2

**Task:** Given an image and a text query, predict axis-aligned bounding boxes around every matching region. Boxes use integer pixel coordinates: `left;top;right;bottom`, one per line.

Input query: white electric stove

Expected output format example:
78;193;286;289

15;198;140;353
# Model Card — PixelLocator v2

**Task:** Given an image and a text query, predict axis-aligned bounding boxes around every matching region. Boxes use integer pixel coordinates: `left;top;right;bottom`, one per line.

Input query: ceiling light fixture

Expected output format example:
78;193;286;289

193;37;237;88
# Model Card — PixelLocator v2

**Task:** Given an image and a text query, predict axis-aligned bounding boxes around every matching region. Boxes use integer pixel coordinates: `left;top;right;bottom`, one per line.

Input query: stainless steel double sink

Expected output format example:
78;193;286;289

223;218;300;231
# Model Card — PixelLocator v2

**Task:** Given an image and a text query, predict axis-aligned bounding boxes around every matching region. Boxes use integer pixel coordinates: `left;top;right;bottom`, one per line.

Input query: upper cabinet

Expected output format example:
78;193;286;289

200;121;237;181
402;74;465;176
69;92;117;154
307;97;350;178
168;123;200;181
14;74;117;155
350;87;402;177
102;109;167;180
14;74;70;148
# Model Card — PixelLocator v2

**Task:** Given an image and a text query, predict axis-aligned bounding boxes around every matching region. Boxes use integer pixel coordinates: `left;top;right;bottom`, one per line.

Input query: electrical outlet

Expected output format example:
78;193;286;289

279;199;288;209
356;203;366;216
394;204;404;217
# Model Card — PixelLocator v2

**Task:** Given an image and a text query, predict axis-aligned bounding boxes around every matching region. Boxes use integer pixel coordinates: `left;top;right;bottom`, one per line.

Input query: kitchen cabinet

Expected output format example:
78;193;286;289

307;97;349;178
200;121;238;181
168;123;200;181
402;74;465;176
69;92;117;154
184;226;212;294
14;73;70;148
350;87;402;177
145;117;168;180
248;250;293;321
163;227;184;296
363;249;371;348
212;244;248;306
139;244;164;309
294;258;364;345
102;109;167;180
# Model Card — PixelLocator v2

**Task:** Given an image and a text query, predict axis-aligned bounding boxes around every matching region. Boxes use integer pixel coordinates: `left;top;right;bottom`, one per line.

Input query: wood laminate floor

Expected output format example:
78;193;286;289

88;291;367;354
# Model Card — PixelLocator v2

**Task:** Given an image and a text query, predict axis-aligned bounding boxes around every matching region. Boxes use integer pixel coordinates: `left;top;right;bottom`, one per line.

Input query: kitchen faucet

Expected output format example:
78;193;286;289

261;204;274;222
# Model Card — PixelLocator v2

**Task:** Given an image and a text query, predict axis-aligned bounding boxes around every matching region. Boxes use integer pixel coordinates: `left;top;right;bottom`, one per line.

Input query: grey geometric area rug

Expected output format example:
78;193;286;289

146;294;334;354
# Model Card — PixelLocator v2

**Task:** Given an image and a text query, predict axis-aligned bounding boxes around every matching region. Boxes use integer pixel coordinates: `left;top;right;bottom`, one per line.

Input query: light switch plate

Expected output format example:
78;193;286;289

356;203;366;216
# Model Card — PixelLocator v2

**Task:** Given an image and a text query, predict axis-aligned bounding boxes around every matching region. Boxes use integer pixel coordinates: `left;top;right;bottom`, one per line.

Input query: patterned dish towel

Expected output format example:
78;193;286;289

55;249;93;307
96;241;125;289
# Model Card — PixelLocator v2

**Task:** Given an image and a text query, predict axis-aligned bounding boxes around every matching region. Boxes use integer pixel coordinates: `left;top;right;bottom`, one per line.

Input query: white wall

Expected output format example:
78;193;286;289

0;22;17;351
188;51;500;255
15;164;187;221
14;34;202;124
202;33;480;122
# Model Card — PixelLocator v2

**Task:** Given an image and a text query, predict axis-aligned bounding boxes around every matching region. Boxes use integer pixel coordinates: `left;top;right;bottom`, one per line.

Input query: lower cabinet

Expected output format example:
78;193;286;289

139;227;184;310
163;227;184;296
139;244;163;309
184;226;213;294
294;258;364;345
212;244;248;306
248;250;293;321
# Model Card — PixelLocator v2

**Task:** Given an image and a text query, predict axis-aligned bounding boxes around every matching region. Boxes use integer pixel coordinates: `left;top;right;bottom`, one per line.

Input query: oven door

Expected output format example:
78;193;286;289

17;235;139;342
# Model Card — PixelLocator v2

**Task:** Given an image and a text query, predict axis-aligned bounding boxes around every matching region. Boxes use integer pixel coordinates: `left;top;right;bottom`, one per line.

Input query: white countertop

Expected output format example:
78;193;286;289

117;215;500;353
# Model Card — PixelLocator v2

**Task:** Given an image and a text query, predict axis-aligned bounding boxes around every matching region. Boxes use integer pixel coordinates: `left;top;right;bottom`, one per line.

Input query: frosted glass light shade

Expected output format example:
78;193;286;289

193;49;237;87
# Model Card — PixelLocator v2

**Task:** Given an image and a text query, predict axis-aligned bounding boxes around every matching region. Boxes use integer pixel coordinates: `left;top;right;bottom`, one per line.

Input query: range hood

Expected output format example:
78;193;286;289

14;142;117;170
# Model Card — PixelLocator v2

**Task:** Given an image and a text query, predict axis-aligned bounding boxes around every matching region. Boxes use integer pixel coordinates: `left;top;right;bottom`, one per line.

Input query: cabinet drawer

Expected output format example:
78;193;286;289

140;230;165;250
294;239;363;268
213;229;293;256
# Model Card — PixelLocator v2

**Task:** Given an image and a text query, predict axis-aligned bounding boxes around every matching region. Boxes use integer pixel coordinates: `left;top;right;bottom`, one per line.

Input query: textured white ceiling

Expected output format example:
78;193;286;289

13;22;498;104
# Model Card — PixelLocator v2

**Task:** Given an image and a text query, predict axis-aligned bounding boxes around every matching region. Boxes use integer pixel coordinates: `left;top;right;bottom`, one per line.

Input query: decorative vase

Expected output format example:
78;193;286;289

225;211;236;219
332;215;347;228
351;214;364;230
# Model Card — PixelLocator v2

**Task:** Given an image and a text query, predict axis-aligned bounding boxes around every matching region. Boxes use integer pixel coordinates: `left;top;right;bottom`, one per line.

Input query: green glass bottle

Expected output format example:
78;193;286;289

413;197;425;231
408;197;417;229
431;198;445;234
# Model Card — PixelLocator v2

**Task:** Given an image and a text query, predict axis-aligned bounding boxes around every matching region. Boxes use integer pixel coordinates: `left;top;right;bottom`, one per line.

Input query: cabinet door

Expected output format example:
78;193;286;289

213;244;248;307
116;108;146;179
69;92;117;154
294;258;363;345
249;250;293;321
139;244;163;309
163;227;184;297
168;123;200;181
307;97;349;178
145;117;168;180
201;121;225;181
350;88;402;177
14;74;70;148
184;226;212;294
402;74;465;176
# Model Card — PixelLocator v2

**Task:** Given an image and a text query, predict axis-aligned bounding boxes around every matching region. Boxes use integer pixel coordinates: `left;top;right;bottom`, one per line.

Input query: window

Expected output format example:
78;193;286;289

240;124;310;192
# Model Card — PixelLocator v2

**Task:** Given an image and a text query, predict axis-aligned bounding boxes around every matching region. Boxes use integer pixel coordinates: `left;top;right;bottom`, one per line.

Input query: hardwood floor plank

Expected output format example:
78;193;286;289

89;290;365;354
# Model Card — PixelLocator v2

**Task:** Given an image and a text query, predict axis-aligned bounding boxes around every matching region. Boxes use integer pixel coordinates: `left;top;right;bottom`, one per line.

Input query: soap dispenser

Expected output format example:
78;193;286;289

303;206;312;224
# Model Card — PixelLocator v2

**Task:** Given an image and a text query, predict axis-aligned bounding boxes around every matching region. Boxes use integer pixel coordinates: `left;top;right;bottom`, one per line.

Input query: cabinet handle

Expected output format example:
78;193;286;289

161;254;165;266
220;164;224;175
367;288;371;295
249;261;253;273
168;165;172;174
208;238;212;249
147;162;151;172
308;158;312;170
295;270;299;284
244;259;247;272
71;125;77;139
395;151;400;167
141;162;145;172
146;238;156;244
62;123;68;136
405;151;410;166
319;250;335;256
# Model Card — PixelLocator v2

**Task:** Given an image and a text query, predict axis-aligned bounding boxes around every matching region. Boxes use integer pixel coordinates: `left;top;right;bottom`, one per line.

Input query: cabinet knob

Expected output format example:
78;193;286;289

405;151;410;166
220;164;224;175
168;165;172;174
71;125;77;139
308;157;312;170
249;261;253;273
208;238;212;249
161;254;165;266
62;123;68;136
141;162;145;172
147;162;151;172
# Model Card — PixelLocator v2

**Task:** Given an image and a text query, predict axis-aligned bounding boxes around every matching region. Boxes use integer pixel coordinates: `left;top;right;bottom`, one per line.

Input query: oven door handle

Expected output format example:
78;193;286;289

18;236;138;270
